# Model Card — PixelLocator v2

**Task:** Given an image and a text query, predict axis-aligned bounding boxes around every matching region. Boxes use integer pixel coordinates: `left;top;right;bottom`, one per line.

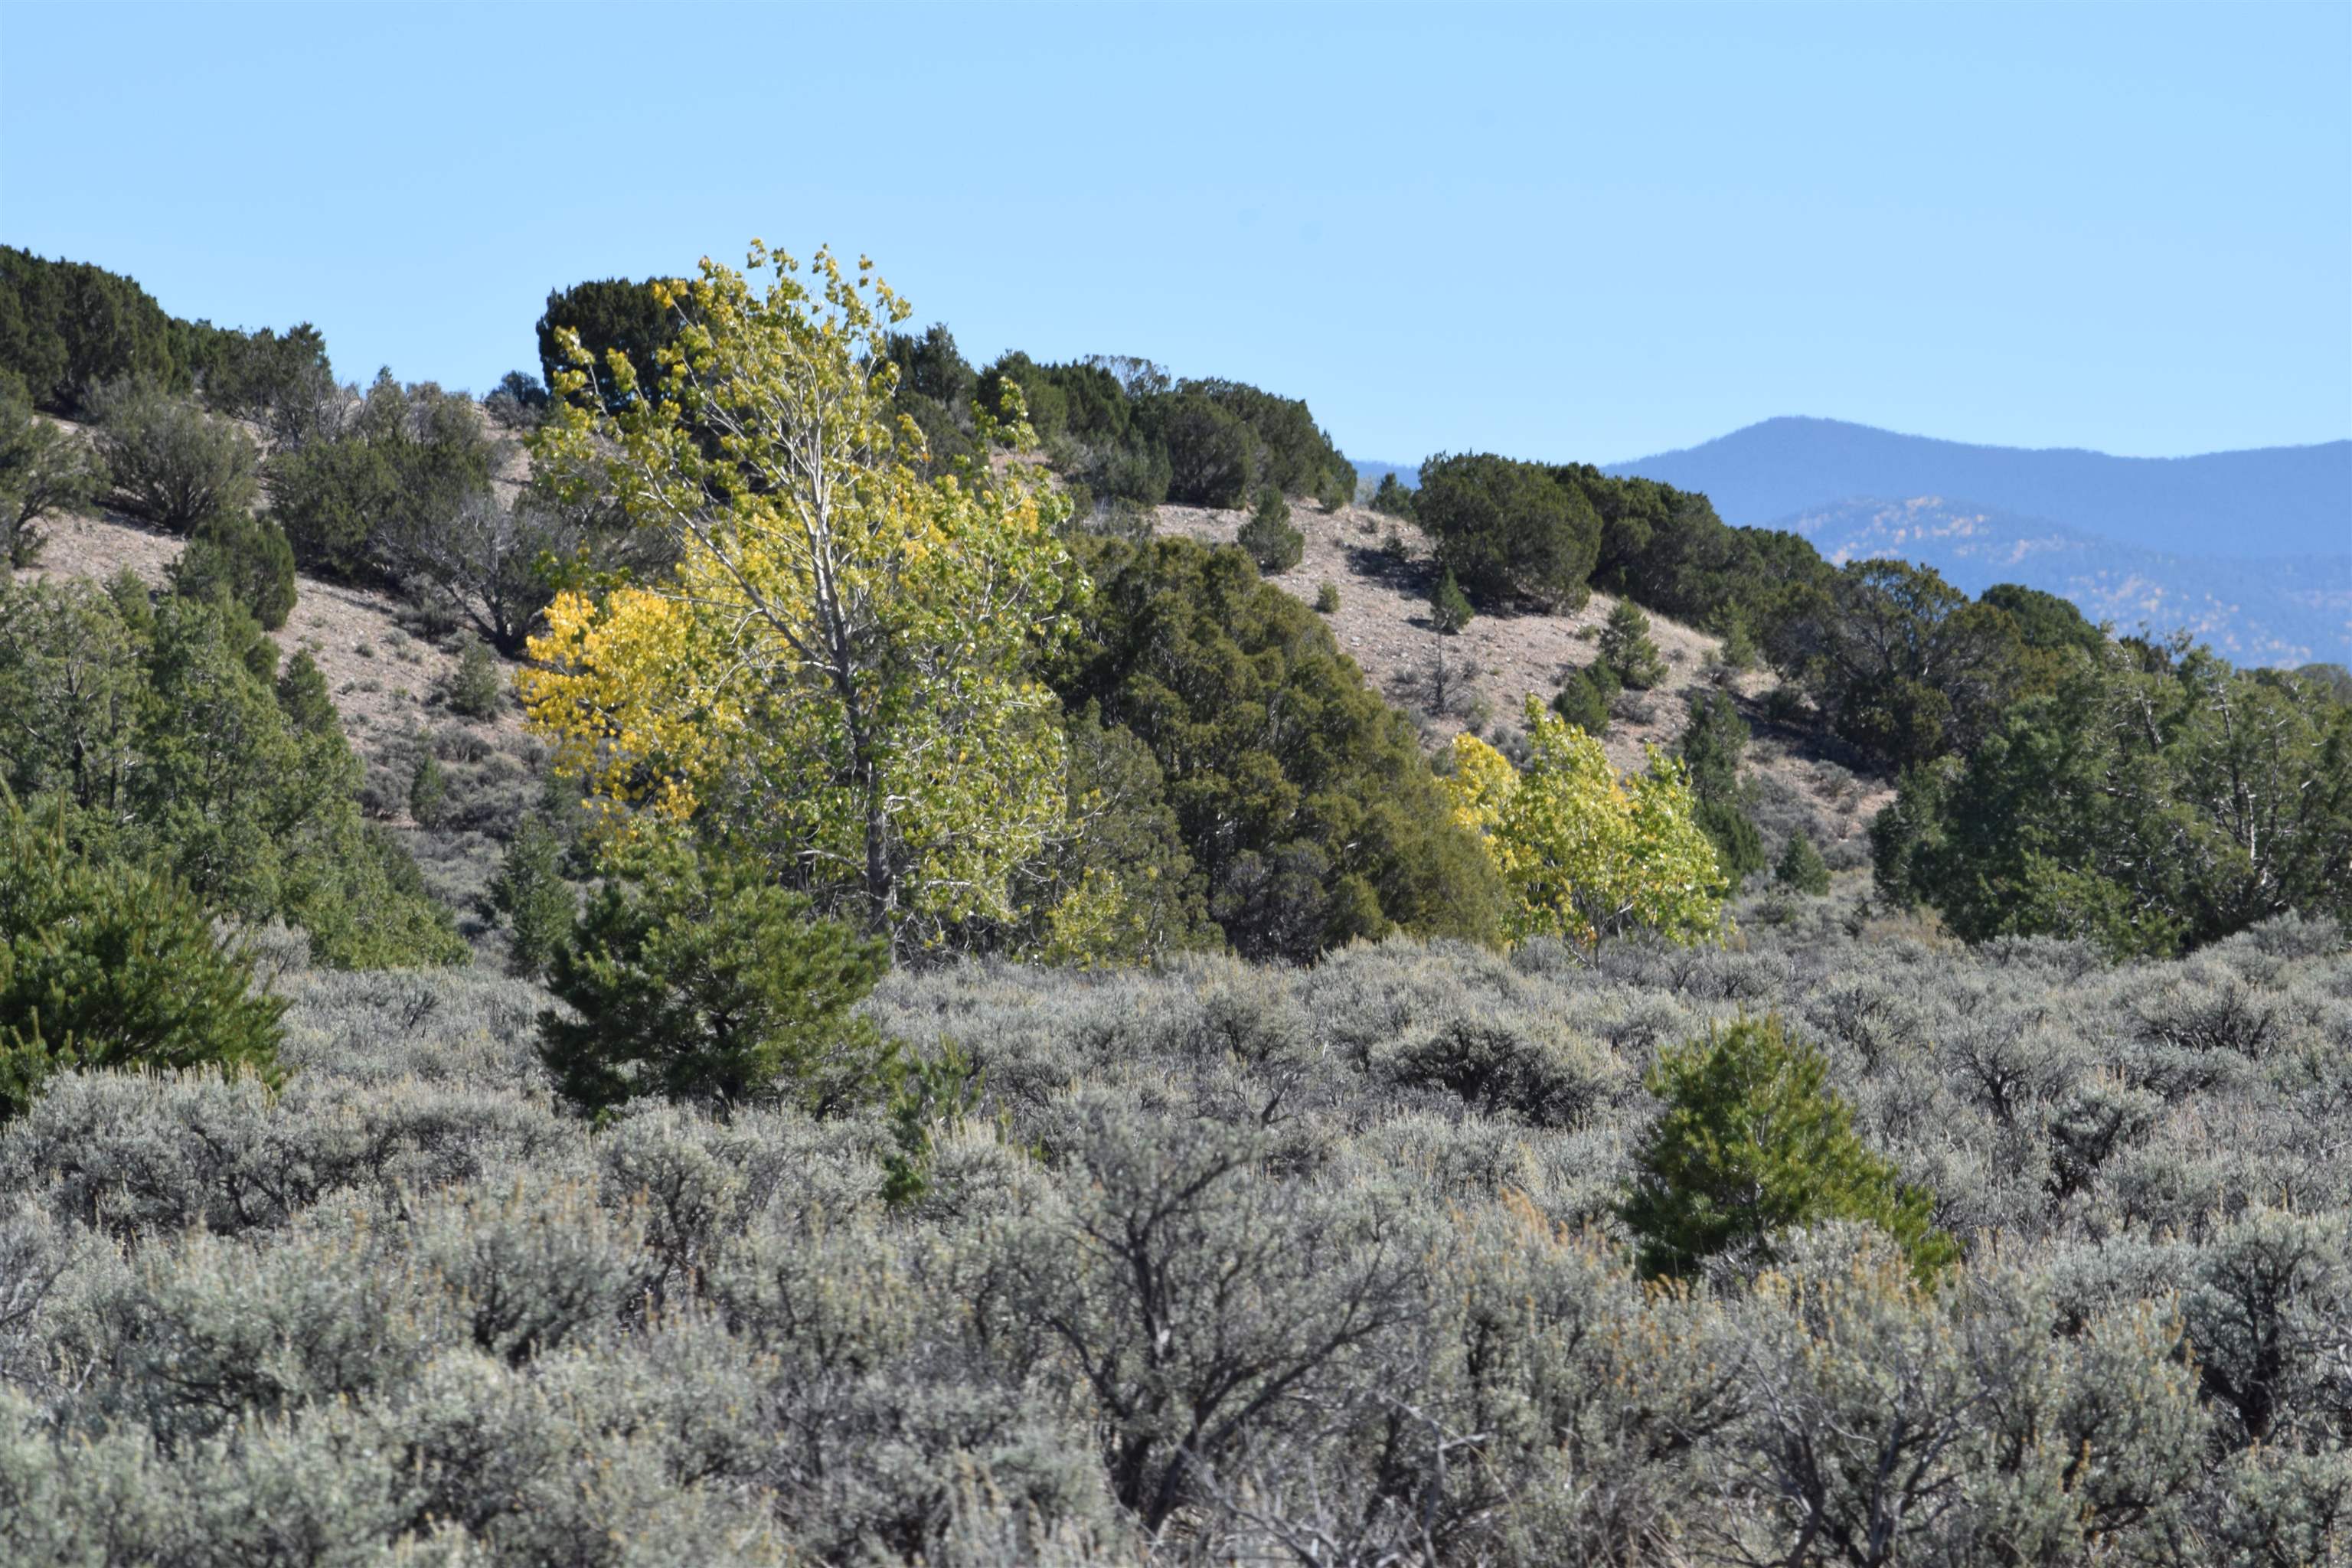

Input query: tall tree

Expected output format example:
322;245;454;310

524;244;1081;953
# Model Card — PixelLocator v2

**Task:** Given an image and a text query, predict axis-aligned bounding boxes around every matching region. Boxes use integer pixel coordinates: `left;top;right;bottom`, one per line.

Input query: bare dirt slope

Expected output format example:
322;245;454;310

1152;499;1893;866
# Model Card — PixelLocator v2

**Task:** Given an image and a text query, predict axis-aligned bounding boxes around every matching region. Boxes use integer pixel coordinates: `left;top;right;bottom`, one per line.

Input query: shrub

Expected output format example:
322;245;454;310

1619;1016;1955;1281
539;838;896;1115
1415;451;1599;609
1550;665;1612;736
1429;567;1474;634
1156;392;1257;508
484;368;550;430
407;750;447;828
1235;487;1302;573
1678;691;1766;881
89;380;257;533
1598;600;1668;690
446;635;503;720
273;651;338;735
0;380;99;566
1776;832;1830;895
1875;647;2352;956
0;580;462;969
487;815;573;978
1313;580;1339;613
191;322;340;440
1369;470;1415;518
167;511;296;629
0;791;284;1120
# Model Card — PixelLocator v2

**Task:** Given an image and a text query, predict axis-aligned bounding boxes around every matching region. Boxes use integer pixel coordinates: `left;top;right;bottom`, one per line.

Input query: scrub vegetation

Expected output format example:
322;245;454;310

0;241;2345;1563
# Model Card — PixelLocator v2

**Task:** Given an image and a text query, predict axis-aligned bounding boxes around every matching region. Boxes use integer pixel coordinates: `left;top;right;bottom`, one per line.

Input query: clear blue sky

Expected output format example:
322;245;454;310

3;2;2345;465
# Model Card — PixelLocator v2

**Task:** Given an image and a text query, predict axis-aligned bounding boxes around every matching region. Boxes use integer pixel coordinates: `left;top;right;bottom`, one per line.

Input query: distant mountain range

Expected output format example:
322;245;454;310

1354;418;2351;665
1605;417;2349;559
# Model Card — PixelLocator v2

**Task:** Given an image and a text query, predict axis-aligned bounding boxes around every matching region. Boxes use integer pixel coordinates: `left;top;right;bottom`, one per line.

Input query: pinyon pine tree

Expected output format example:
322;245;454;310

1619;1015;1955;1281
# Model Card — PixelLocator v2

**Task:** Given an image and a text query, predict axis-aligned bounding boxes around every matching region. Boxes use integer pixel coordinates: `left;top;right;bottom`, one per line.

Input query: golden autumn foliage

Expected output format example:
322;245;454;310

1444;697;1728;947
521;243;1082;952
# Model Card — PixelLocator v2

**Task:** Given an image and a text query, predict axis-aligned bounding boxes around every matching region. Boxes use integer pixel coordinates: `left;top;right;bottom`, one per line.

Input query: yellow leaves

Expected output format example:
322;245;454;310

1443;732;1519;839
518;240;1082;946
521;587;717;824
1443;697;1729;949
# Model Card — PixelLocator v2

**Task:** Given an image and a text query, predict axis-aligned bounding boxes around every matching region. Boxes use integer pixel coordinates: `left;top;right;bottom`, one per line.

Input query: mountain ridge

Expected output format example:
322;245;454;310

1600;415;2349;558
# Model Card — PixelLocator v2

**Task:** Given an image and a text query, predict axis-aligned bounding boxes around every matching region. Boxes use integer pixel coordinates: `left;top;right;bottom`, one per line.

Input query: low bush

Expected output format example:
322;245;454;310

1235;486;1301;572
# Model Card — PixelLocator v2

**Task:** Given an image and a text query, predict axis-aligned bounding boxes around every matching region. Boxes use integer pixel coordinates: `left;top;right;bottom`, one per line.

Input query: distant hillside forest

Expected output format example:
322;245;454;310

3;242;2351;1564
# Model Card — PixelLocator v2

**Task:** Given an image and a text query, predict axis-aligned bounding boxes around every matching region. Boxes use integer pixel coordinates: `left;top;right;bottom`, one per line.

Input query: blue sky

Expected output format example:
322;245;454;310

3;2;2345;466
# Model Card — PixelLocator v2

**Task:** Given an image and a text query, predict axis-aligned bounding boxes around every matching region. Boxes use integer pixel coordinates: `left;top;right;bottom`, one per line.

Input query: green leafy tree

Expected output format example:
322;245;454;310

266;371;495;582
536;277;679;413
0;248;191;413
187;322;338;446
1767;558;2024;770
1874;645;2352;956
1155;391;1257;508
273;650;340;736
1236;486;1302;573
538;837;896;1116
1415;452;1599;609
486;813;573;978
0;580;461;969
1776;831;1830;895
1599;599;1668;690
0;790;285;1121
0;377;100;566
1430;567;1475;634
167;511;296;629
1619;1016;1955;1281
89;380;258;534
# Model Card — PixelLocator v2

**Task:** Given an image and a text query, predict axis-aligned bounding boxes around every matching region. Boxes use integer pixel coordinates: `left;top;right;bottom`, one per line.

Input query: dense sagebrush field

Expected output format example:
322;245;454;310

3;887;2347;1566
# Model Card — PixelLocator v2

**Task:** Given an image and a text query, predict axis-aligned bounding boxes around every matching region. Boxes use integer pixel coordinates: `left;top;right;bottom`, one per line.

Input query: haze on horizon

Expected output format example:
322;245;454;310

2;2;2345;466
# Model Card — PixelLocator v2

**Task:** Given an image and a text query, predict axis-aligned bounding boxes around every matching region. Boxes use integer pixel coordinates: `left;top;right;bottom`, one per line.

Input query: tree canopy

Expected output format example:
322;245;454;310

524;245;1081;956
